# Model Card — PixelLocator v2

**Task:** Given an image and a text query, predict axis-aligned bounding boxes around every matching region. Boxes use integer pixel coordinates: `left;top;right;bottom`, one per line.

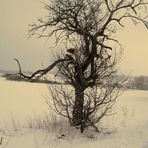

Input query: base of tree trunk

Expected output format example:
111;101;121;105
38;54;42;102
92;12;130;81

72;87;85;132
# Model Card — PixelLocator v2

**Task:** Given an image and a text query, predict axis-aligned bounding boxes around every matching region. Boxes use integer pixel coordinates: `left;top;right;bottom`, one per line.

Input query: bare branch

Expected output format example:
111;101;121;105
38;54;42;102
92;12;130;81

14;58;71;80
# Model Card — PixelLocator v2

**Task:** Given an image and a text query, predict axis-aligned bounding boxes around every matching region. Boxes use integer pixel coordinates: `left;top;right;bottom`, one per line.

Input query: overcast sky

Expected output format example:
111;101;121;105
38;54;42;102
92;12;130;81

0;0;148;76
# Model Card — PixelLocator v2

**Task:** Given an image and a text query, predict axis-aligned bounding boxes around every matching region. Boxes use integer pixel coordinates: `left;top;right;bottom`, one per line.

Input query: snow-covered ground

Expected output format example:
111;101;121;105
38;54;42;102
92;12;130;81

0;77;148;148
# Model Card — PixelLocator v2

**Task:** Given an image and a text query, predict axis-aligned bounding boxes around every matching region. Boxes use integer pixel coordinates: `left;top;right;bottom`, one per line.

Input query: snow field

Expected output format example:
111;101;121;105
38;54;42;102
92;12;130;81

0;77;148;148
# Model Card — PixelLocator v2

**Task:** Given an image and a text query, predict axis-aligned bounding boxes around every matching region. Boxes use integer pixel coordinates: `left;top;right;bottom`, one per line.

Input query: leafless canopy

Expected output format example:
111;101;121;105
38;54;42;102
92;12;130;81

16;0;147;82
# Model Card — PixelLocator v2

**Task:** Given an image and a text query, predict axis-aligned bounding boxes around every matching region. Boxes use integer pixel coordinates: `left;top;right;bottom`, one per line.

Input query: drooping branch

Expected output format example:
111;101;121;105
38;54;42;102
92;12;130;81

14;58;71;80
14;59;31;79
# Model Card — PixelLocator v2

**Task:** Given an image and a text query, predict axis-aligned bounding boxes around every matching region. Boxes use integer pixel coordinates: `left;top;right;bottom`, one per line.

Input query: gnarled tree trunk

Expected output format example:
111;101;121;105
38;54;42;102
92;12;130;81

72;85;85;132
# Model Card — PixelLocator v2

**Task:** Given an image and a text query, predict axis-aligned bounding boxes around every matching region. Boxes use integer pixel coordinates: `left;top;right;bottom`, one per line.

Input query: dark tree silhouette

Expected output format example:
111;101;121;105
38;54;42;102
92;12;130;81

15;0;148;133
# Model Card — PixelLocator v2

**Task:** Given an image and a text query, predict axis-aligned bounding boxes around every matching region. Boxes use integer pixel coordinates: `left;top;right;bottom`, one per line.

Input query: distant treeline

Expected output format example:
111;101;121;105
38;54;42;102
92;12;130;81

1;72;148;90
128;76;148;90
2;73;61;84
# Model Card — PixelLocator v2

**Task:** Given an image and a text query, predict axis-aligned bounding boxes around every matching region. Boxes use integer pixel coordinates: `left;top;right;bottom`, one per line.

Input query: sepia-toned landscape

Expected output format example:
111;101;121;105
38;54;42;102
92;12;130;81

0;0;148;148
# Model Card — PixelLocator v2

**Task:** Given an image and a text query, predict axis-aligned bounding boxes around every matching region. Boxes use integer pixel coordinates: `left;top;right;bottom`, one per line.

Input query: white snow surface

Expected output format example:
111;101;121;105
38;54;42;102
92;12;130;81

0;77;148;148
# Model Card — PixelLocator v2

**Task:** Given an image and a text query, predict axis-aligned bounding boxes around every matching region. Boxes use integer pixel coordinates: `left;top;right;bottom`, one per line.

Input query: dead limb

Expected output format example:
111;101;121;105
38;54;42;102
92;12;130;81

14;58;70;80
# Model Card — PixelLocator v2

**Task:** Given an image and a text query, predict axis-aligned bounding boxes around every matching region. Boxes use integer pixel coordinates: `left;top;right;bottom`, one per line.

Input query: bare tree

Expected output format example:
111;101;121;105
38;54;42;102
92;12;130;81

15;0;148;133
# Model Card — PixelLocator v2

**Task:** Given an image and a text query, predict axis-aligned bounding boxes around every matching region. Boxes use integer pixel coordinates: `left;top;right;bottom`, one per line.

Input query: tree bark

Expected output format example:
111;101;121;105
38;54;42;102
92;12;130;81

72;86;84;128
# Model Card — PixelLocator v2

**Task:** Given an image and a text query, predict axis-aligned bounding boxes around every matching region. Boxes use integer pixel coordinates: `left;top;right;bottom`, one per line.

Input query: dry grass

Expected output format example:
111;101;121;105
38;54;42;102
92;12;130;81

26;112;77;137
25;112;101;141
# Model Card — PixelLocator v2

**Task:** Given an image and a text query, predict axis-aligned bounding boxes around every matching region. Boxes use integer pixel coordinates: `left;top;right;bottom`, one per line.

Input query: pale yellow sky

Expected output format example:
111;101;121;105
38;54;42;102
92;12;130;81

0;0;148;76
